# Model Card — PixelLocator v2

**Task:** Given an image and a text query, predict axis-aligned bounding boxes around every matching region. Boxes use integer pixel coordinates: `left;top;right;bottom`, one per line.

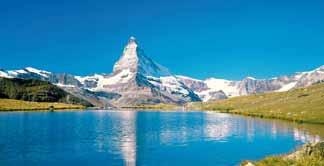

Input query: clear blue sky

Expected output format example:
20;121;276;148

1;0;324;80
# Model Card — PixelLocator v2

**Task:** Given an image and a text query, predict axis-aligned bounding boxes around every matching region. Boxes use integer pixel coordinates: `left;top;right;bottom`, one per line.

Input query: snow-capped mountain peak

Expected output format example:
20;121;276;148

128;36;137;45
24;67;51;78
68;37;200;105
113;36;171;77
113;37;139;73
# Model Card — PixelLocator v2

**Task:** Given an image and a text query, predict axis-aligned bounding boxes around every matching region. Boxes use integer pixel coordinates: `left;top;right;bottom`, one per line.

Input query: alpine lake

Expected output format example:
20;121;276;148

1;110;324;166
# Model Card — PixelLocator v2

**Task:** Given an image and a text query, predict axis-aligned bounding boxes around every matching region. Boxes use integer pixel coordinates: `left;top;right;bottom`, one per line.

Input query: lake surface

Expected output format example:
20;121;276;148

0;110;322;166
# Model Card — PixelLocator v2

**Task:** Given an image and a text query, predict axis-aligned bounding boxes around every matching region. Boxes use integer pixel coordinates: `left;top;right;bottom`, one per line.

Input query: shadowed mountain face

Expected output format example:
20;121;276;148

0;78;93;107
0;37;324;106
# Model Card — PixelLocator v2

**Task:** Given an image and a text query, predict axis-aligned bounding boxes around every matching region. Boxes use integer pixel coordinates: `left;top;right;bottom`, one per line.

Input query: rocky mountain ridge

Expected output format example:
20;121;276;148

178;65;324;101
1;37;324;105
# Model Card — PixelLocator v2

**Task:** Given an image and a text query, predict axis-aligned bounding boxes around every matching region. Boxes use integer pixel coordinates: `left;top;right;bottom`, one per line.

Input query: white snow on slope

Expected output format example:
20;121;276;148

75;75;101;85
8;70;28;76
246;76;256;80
176;75;240;101
113;37;138;72
102;69;134;86
24;67;51;78
7;67;51;78
76;69;135;91
294;66;324;79
204;78;240;97
0;70;12;78
176;75;203;82
196;91;214;102
147;76;189;95
55;83;76;88
276;82;297;92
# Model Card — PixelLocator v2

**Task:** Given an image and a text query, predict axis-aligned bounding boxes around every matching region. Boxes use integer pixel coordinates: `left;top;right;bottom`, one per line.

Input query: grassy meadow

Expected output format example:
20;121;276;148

252;142;324;166
189;83;324;124
0;99;85;111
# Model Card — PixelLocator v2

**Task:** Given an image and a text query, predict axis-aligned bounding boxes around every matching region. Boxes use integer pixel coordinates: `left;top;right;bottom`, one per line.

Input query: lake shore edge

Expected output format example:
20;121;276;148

204;109;324;125
241;142;324;166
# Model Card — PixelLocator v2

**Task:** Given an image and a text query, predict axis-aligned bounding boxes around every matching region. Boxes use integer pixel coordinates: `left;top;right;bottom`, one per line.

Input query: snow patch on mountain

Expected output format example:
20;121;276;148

75;71;135;91
24;67;51;78
75;74;100;84
204;78;240;97
294;66;324;79
176;75;203;82
276;82;297;92
176;76;238;101
6;67;51;78
147;76;190;95
8;70;27;76
0;70;12;78
103;69;134;85
246;76;256;80
55;83;76;88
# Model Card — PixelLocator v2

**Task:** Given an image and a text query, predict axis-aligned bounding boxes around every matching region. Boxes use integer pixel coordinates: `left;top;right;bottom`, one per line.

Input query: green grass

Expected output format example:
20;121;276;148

242;142;324;166
0;99;86;111
255;156;324;166
190;83;324;124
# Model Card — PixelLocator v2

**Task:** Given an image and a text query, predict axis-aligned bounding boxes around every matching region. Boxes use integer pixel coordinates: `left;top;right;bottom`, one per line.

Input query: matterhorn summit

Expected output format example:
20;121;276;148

113;36;171;77
96;36;200;105
70;37;201;106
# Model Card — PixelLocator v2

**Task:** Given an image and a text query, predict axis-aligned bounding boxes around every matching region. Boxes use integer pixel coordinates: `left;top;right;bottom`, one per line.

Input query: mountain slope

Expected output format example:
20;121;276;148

190;82;324;124
0;78;93;107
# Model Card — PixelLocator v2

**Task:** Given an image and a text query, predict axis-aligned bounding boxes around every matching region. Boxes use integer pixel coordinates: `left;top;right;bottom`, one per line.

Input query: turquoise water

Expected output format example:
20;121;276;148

0;110;321;166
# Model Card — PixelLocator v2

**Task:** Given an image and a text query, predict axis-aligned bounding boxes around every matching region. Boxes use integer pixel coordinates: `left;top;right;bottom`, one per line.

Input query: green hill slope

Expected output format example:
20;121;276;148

0;99;85;111
0;78;93;107
190;83;324;124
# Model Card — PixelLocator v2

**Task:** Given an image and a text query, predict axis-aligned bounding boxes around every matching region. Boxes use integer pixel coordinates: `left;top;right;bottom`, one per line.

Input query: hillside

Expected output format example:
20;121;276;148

190;82;324;124
0;78;93;107
0;99;85;111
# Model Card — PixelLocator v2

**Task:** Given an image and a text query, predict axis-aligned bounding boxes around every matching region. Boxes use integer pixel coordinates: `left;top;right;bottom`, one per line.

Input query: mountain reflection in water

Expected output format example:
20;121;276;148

0;110;322;166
